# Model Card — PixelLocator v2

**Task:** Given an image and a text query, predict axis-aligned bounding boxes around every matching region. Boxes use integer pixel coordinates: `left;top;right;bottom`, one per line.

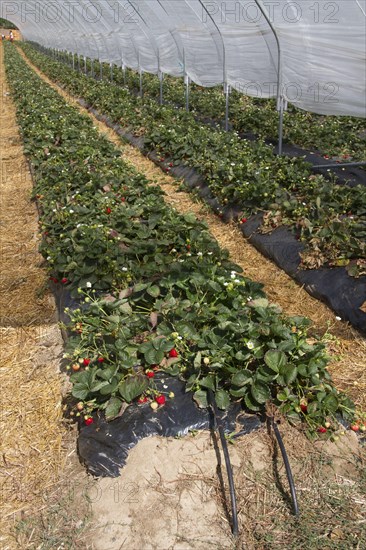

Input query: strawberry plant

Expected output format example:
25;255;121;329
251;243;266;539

4;42;357;437
18;42;366;275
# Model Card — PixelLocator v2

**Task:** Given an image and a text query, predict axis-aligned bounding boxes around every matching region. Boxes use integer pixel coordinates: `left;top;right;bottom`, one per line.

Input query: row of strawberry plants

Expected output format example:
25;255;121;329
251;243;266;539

5;42;356;436
19;43;366;277
112;66;366;164
47;46;366;163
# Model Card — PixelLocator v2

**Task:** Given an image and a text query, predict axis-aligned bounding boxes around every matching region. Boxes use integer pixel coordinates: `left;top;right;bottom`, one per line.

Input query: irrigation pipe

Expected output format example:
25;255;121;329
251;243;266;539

269;416;299;516
313;161;366;169
207;390;239;537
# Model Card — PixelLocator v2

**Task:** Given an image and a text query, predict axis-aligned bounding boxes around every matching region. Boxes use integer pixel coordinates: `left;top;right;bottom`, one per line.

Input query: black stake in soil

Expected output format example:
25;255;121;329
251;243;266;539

207;390;239;537
269;416;299;516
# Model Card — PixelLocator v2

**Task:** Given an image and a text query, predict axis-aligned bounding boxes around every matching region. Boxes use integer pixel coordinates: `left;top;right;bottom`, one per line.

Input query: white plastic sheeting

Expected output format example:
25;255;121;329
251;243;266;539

1;0;365;116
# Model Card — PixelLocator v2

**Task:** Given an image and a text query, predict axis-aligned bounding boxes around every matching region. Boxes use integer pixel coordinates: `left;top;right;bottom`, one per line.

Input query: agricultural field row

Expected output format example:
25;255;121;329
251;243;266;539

43;46;366;162
112;65;366;164
20;42;366;279
4;42;357;436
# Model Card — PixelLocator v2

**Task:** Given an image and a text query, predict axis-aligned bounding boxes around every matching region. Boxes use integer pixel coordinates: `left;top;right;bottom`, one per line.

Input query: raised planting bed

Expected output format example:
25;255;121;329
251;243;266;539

18;42;366;335
5;42;360;476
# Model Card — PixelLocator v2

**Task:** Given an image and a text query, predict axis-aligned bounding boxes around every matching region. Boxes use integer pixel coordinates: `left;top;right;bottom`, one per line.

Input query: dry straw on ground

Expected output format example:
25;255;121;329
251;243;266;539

0;42;69;548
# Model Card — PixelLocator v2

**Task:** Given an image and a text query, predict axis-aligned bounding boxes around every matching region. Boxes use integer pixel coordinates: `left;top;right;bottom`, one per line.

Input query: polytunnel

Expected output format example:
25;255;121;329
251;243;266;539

2;1;366;544
2;0;366;117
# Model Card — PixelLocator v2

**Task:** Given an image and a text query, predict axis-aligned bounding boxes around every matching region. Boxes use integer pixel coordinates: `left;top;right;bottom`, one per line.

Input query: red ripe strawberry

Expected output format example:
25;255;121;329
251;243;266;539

300;404;308;413
97;357;104;363
350;424;359;432
61;277;68;284
106;207;112;214
159;157;165;162
83;358;91;366
121;197;126;202
84;417;94;426
146;371;154;378
169;162;173;167
169;349;178;358
240;218;248;224
138;396;149;404
317;426;327;433
50;276;58;283
155;395;166;405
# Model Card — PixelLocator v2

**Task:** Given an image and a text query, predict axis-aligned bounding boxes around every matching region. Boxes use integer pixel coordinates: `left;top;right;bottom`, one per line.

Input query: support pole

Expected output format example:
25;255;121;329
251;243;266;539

278;96;285;156
139;68;143;98
72;53;75;71
224;83;231;131
100;60;103;80
254;0;283;155
183;49;189;112
84;55;87;75
91;59;94;79
157;51;163;105
110;62;113;82
122;62;126;85
185;74;190;111
77;54;81;72
183;54;189;111
159;71;163;105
